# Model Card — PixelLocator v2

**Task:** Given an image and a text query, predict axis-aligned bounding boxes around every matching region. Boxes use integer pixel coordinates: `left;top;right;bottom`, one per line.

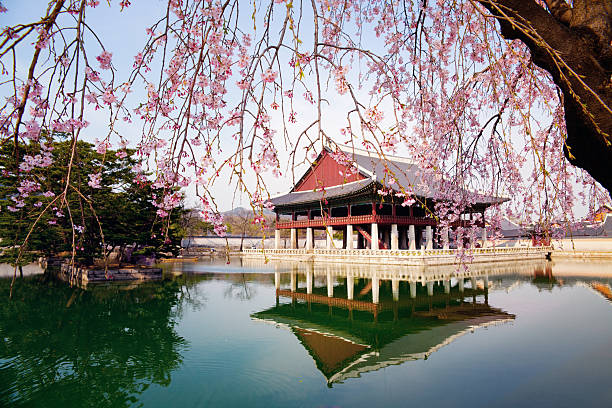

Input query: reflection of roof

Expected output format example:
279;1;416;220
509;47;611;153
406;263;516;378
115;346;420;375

252;297;514;384
270;146;506;208
293;328;369;379
333;314;513;384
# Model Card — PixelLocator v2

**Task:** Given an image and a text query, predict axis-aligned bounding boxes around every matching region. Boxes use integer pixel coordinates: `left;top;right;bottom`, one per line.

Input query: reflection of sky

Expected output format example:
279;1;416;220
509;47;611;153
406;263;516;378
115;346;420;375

136;260;612;407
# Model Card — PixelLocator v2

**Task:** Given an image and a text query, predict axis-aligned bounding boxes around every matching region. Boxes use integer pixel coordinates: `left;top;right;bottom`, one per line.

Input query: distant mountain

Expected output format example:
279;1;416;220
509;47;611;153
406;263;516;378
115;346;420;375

221;206;274;216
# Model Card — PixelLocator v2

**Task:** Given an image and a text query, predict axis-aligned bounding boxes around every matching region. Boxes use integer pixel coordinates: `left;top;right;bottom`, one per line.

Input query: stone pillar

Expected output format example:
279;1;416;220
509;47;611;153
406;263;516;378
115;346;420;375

458;278;464;292
391;224;399;250
290;270;297;292
372;275;380;304
306;268;313;294
306;227;313;250
274;271;280;290
326;225;333;249
427;281;434;296
392;278;400;301
347;274;354;300
471;277;477;290
484;274;489;289
482;227;488;248
444;280;450;294
346;224;354;249
399;227;407;249
327;269;333;297
442;227;450;250
371;223;379;250
426;225;433;250
408;225;416;250
290;228;297;249
410;282;417;298
275;229;281;249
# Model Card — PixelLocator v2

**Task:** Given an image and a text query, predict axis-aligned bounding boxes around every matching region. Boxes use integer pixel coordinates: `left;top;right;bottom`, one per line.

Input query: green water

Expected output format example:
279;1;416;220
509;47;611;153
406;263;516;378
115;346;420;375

1;259;612;407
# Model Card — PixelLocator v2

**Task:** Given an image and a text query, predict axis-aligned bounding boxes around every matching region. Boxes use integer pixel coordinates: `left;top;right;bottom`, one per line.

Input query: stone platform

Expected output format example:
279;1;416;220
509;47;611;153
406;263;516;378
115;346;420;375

57;262;162;285
241;246;552;266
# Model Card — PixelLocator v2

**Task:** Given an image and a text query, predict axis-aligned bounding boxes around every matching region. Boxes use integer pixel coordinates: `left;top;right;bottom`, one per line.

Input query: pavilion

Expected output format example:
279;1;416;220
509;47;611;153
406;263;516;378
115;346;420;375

269;145;506;250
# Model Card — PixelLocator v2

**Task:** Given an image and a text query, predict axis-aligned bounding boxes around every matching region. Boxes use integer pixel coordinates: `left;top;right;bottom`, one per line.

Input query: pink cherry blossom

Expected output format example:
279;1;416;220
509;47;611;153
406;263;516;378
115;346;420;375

96;50;113;70
88;173;101;188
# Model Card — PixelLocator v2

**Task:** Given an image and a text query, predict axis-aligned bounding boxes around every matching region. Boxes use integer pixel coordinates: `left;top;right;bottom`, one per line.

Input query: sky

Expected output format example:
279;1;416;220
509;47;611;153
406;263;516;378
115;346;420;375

2;0;410;211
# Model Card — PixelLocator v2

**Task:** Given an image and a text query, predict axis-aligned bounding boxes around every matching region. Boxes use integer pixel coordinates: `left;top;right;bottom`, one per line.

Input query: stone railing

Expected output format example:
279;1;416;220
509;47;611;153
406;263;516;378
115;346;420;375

241;248;310;255
242;246;552;257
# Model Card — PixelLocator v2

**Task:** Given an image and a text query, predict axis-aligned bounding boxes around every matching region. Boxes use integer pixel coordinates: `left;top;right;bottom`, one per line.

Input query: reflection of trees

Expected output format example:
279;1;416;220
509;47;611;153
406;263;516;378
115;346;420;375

223;273;257;301
0;277;188;408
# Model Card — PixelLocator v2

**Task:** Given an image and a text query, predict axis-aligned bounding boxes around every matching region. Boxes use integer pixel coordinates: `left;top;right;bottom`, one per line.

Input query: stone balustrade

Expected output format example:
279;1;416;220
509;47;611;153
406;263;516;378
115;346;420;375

241;246;552;266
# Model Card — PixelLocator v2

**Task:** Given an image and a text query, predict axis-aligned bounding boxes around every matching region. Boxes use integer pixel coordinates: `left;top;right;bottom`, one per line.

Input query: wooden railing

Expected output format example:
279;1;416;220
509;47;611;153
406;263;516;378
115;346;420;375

276;214;437;229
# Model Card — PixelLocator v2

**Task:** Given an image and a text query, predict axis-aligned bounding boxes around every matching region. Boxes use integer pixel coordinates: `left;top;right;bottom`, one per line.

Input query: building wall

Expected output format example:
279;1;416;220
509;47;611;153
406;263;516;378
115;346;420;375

294;151;365;191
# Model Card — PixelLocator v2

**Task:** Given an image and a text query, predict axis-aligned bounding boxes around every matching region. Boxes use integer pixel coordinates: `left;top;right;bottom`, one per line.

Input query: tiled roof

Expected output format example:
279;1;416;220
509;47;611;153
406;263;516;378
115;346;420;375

269;179;373;207
269;146;507;208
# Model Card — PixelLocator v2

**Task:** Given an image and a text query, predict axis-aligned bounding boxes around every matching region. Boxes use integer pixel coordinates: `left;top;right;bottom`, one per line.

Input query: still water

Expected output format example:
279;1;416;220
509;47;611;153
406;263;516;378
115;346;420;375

1;258;612;407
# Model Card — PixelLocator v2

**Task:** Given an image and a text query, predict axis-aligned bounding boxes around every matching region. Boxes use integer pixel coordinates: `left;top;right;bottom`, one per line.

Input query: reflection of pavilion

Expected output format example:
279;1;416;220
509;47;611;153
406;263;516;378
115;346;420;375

252;265;517;385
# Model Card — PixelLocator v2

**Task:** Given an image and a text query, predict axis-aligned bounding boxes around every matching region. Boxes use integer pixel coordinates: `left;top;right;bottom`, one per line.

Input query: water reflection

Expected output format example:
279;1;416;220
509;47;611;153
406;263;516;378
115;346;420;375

250;259;612;386
0;277;189;408
1;258;611;407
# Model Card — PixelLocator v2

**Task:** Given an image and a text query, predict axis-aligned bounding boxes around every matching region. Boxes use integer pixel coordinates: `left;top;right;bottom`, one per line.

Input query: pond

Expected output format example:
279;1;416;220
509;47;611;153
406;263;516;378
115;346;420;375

1;258;612;407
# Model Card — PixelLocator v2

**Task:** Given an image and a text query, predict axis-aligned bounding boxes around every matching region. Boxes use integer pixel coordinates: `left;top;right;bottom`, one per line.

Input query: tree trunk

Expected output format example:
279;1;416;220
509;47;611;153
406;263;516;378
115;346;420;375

480;0;612;196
